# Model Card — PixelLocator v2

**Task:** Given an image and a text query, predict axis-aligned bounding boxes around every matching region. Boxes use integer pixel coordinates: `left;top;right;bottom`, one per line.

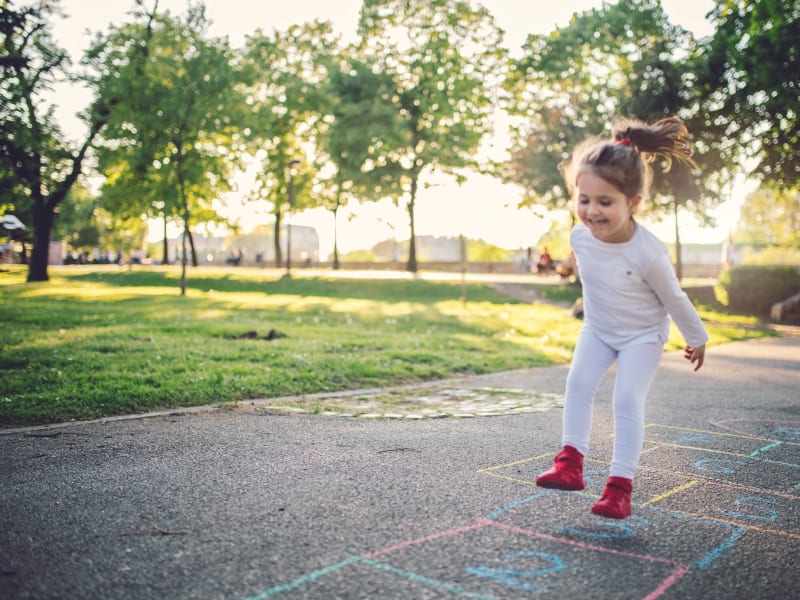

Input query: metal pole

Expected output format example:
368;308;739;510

285;160;300;278
286;175;292;276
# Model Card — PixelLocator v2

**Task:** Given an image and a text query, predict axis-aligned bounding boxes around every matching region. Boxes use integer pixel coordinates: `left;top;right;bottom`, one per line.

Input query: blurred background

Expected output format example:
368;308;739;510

2;0;797;280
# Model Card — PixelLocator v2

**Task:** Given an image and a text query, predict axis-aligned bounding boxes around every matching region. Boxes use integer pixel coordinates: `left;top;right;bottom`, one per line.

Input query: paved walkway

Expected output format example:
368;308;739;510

2;329;799;599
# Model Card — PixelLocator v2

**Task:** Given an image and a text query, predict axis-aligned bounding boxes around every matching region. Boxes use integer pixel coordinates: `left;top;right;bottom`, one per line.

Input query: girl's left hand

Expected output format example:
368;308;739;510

684;345;706;371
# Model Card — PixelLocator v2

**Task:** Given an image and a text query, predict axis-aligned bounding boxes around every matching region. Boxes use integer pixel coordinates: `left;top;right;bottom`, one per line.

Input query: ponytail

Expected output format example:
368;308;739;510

562;116;696;200
611;116;696;172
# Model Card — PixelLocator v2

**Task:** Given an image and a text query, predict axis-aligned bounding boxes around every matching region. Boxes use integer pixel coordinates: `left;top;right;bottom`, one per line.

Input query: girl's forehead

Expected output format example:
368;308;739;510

576;169;622;194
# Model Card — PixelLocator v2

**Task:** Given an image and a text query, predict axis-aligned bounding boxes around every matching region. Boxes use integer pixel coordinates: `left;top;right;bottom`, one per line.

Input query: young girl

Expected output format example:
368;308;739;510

536;116;708;519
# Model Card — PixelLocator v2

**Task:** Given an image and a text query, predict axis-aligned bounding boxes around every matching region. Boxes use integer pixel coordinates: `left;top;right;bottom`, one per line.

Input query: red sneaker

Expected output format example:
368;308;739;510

591;476;633;519
536;445;585;490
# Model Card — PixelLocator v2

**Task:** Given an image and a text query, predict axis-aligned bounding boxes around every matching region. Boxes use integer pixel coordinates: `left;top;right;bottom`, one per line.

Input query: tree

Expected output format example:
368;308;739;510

243;22;338;268
90;3;248;293
737;186;800;247
504;0;730;279
317;55;401;269
52;183;100;252
0;0;113;281
698;0;800;189
355;0;506;272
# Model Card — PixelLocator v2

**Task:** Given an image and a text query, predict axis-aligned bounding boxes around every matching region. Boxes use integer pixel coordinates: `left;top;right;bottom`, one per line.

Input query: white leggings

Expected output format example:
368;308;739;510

562;328;663;480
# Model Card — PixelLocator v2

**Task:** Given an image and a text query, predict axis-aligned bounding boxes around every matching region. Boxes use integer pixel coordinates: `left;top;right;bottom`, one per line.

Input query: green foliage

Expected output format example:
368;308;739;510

0;2;66;210
534;217;573;261
742;246;800;266
715;265;800;315
684;285;721;308
0;1;111;281
699;0;800;189
52;184;99;249
322;57;404;201
90;4;248;268
355;0;507;270
242;21;340;265
316;55;405;267
340;248;378;262
736;186;800;247
5;0;797;284
466;239;512;262
505;0;727;232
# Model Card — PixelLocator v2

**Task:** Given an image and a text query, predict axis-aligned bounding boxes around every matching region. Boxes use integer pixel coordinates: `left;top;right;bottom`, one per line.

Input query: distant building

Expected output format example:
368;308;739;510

370;235;462;262
416;235;462;261
164;225;319;266
679;243;724;266
674;243;726;278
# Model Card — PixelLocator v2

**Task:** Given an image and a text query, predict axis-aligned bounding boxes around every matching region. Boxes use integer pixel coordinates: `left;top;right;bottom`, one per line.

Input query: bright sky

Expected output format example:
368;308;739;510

38;0;744;258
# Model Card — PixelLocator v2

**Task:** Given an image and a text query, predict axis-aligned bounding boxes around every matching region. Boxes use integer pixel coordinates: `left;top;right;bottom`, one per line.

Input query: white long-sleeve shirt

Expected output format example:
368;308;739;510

571;221;709;350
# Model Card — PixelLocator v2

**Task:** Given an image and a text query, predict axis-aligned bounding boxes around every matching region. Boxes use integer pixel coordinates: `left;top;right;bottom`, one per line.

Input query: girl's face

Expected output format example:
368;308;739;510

575;169;641;244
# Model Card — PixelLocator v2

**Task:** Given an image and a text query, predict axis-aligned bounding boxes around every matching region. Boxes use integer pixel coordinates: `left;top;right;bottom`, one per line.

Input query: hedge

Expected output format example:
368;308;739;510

715;265;800;316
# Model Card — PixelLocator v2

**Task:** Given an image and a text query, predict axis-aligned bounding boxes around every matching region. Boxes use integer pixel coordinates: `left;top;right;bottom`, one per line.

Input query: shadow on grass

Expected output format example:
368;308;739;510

62;269;521;304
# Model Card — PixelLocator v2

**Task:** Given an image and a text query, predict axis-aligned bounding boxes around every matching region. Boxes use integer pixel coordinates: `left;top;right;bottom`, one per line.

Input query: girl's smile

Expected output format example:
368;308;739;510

575;169;641;243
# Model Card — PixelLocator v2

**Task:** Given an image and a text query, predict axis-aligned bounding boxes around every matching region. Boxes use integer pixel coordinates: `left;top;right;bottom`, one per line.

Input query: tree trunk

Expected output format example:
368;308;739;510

27;201;55;282
273;212;283;268
161;214;169;265
332;199;340;270
177;159;188;296
406;177;418;273
187;228;198;267
180;211;188;297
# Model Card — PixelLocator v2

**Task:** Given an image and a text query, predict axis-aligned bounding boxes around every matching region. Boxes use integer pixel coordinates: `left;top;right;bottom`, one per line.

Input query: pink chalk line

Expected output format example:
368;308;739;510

363;520;488;559
482;519;686;567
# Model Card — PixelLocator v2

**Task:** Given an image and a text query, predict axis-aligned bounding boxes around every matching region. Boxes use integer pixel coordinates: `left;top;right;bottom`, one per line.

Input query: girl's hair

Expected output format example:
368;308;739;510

561;116;697;199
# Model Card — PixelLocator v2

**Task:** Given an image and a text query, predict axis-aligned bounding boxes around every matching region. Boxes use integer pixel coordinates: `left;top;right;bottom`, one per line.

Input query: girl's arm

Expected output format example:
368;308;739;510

645;249;709;365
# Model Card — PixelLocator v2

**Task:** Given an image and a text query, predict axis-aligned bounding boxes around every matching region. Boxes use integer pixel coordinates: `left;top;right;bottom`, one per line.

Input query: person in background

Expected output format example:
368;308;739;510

536;246;553;273
722;234;739;269
536;116;708;519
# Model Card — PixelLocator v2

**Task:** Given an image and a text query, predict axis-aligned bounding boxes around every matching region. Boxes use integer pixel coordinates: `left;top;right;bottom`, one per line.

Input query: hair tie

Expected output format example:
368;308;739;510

617;137;633;146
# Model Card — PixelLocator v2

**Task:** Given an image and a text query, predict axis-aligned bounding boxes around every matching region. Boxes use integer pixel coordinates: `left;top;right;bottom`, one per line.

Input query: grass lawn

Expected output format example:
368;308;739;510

0;264;774;426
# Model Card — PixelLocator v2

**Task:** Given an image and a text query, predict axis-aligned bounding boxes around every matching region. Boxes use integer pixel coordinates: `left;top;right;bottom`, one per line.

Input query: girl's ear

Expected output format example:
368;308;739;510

628;194;642;213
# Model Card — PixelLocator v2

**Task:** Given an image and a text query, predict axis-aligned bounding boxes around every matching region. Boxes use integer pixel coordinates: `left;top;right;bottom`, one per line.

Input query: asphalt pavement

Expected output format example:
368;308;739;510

1;335;799;600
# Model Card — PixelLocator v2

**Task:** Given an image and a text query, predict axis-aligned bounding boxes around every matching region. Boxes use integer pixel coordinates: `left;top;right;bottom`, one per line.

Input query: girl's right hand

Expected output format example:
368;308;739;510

684;345;706;371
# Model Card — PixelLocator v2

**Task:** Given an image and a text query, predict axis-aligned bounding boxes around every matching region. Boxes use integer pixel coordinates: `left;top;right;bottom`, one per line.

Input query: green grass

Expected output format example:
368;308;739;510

0;265;776;426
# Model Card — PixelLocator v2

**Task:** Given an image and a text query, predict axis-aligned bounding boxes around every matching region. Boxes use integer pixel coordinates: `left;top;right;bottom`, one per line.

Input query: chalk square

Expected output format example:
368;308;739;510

751;440;800;466
645;424;774;454
365;520;687;600
243;555;462;599
485;489;740;571
644;424;800;468
637;444;795;491
641;480;800;537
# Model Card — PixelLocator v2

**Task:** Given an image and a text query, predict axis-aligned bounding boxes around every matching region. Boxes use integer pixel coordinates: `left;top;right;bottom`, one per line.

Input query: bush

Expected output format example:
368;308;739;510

715;265;800;316
742;246;800;266
684;285;719;307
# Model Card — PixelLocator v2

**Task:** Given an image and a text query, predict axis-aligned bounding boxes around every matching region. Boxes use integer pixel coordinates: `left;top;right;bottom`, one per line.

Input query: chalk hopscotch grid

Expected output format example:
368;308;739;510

636;423;800;539
481;425;799;540
243;421;797;599
480;466;746;573
244;514;690;600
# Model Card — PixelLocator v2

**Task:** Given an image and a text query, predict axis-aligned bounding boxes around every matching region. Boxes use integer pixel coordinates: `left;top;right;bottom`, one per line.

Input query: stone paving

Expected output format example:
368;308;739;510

248;382;565;419
1;362;572;436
